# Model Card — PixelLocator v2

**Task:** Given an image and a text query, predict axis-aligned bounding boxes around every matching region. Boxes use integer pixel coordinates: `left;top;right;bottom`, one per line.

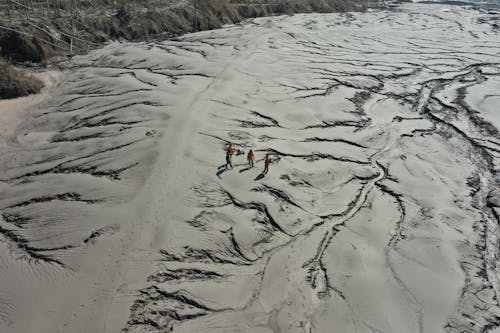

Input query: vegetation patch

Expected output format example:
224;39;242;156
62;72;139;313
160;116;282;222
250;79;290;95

0;58;43;99
0;0;384;63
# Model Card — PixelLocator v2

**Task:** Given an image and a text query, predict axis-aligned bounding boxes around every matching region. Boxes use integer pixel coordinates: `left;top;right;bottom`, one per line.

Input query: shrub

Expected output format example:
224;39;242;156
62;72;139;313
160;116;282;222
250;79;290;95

0;58;44;99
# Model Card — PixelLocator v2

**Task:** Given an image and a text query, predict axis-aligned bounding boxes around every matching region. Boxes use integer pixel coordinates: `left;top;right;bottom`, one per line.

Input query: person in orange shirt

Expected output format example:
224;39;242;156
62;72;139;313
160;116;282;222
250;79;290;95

263;153;271;174
227;143;235;156
247;149;255;168
225;143;235;170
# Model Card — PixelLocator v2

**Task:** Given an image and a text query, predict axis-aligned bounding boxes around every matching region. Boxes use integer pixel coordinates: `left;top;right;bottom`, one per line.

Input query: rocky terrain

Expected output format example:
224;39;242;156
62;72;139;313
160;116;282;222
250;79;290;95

0;1;499;333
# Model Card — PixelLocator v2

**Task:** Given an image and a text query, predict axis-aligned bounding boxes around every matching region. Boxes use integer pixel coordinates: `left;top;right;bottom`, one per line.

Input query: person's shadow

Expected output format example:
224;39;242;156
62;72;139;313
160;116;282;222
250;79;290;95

216;164;226;178
239;166;252;173
254;172;265;181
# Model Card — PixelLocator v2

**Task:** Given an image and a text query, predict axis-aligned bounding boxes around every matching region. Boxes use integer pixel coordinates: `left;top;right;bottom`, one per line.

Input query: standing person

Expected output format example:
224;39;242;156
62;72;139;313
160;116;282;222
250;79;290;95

263;153;271;174
247;149;255;168
225;143;235;170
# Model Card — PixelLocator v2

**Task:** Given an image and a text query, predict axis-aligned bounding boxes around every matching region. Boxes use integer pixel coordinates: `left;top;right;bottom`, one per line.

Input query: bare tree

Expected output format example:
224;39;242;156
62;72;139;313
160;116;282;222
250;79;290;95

7;1;12;23
193;0;198;31
23;0;30;19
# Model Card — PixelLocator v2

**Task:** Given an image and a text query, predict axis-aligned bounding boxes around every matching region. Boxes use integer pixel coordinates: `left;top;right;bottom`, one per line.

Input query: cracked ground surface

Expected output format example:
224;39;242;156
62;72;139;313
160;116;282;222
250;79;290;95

1;2;500;333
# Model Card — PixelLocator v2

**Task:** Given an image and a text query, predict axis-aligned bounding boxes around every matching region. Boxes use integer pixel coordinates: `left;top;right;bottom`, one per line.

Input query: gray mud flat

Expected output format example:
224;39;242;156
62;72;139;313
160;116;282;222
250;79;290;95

0;3;499;333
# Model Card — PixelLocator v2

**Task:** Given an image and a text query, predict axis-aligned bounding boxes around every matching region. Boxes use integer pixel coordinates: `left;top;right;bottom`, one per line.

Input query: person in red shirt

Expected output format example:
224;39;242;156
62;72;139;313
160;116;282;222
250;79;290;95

247;149;255;168
263;153;271;174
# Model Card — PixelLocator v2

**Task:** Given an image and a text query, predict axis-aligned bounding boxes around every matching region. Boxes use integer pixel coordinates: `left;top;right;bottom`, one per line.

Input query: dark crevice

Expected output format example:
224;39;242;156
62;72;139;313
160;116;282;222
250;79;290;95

147;268;223;283
222;227;257;263
111;71;159;87
64;101;160;131
303;137;368;149
83;225;119;245
55;89;153;108
223;190;290;236
303;118;370;130
160;247;251;266
3;192;100;209
13;137;145;180
1;212;29;228
261;148;371;165
0;225;67;267
124;286;218;332
252;184;306;212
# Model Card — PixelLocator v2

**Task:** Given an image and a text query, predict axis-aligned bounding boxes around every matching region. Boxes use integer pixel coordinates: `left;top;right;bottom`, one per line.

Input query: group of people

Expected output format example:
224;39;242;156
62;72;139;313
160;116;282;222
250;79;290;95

225;143;271;174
